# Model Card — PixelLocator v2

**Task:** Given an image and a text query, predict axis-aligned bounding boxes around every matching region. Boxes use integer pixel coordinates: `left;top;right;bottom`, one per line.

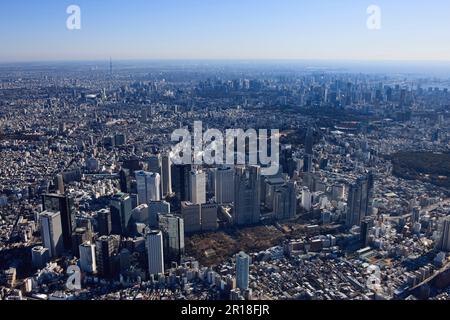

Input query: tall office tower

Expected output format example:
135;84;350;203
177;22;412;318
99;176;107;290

181;202;201;234
436;216;450;252
280;145;295;177
303;154;313;173
146;229;165;276
110;193;133;235
263;176;285;211
161;154;172;197
346;172;374;227
215;166;235;204
360;217;374;247
148;200;171;228
130;204;149;225
201;203;218;232
172;164;191;201
301;187;312;211
79;242;97;273
273;182;297;221
236;251;251;290
71;227;91;258
95;235;120;278
234;166;261;226
147;153;162;174
305;127;314;155
42;193;76;250
40;211;64;258
119;168;132;193
96;208;112;236
135;171;161;205
158;214;185;264
31;246;50;269
190;170;206;205
130;193;139;209
56;174;65;194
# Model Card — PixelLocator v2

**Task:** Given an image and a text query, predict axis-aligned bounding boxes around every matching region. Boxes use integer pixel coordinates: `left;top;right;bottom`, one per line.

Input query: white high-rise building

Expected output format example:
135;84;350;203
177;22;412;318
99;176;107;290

40;211;64;258
146;229;164;276
79;242;97;273
301;187;312;211
215;166;234;204
136;171;161;205
190;170;206;205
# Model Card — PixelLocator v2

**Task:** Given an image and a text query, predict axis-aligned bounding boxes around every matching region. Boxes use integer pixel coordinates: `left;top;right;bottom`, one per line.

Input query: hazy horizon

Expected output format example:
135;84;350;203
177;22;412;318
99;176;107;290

1;0;450;63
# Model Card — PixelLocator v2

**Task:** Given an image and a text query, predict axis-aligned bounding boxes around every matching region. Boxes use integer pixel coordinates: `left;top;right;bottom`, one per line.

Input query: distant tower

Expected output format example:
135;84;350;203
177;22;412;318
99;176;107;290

109;57;113;76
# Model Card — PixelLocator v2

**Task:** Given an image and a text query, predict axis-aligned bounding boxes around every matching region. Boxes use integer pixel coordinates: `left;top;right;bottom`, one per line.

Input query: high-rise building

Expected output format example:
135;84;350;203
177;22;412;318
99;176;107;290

273;182;297;221
303;154;313;173
42;194;76;250
436;216;450;252
305;127;314;155
110;193;133;235
181;202;201;234
201;203;218;232
40;211;64;258
158;214;185;264
95;235;120;278
263;176;285;211
236;251;251;290
234;166;261;226
148;200;171;228
280;145;296;177
172;164;191;201
71;227;91;258
31;246;50;269
135;171;161;205
79;242;97;273
190;170;206;205
346;172;374;227
161;154;172;197
119;168;132;193
146;229;164;276
361;217;374;247
96;208;112;236
147;153;162;174
301;187;312;211
215;166;234;204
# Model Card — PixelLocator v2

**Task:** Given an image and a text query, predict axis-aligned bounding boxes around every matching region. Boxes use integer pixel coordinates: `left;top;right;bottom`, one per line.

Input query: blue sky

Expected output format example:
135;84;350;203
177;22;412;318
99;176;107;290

1;0;450;62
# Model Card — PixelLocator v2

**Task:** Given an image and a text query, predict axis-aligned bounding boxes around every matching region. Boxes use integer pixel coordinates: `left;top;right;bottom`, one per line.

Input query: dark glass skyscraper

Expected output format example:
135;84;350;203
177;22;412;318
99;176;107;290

234;166;261;226
346;172;374;227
